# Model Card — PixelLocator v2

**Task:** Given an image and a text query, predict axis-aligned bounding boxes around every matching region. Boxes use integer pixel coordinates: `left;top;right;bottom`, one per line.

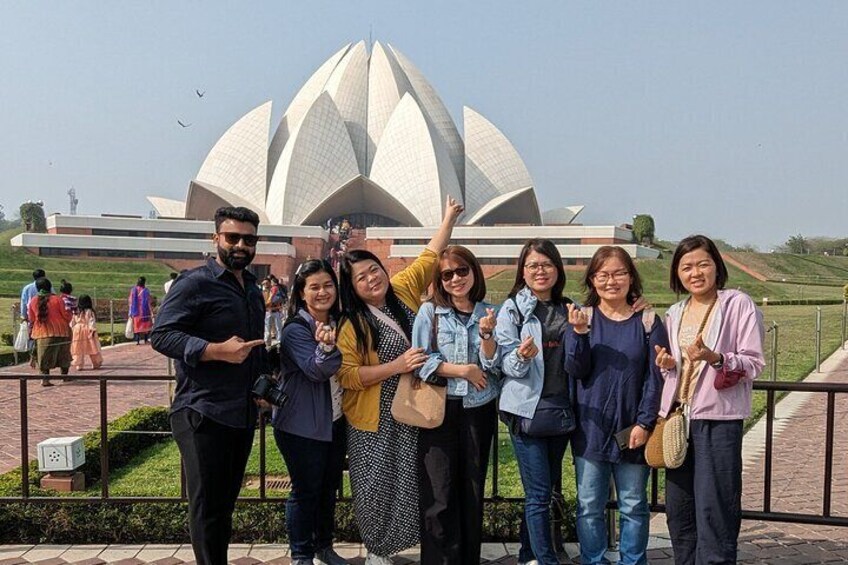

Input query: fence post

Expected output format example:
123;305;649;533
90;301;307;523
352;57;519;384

767;322;778;381
10;305;18;366
606;476;617;550
816;307;822;373
109;299;115;344
842;299;846;350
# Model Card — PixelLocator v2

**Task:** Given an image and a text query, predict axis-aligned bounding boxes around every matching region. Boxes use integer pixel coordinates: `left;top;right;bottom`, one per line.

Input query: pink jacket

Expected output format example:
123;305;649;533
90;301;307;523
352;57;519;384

659;289;765;420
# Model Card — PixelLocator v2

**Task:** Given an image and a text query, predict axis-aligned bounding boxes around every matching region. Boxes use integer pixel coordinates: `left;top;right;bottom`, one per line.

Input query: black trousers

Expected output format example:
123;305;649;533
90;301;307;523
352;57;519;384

666;419;743;565
171;408;254;565
419;399;497;565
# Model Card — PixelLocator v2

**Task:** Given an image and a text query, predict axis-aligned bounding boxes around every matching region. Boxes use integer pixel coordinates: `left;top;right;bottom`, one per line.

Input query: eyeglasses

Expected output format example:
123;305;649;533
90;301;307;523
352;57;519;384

218;232;259;247
593;270;630;284
440;265;470;282
524;262;556;273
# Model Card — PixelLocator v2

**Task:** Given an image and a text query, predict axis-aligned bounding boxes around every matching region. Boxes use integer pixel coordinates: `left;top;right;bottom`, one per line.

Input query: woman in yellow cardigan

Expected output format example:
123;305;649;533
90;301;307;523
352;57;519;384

336;197;463;565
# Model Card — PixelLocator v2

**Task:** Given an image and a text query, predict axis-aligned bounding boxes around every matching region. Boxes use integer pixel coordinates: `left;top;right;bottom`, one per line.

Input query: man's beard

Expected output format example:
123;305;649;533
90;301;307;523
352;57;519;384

218;245;255;270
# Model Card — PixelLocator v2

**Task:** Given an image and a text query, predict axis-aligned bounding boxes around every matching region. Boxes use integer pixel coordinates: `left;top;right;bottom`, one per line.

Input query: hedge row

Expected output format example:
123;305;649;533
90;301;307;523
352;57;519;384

0;498;557;545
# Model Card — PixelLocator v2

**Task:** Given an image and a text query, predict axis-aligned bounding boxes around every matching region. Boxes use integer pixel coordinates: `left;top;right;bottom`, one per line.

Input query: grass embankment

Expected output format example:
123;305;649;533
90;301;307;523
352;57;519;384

727;252;848;287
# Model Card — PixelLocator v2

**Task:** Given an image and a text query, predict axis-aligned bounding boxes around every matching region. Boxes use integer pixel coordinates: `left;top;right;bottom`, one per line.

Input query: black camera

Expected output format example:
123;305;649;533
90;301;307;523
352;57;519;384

252;374;288;408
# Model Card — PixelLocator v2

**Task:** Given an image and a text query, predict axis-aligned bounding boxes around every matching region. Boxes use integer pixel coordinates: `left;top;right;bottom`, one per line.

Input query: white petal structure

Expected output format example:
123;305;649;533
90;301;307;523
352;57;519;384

542;206;585;225
146;196;186;218
371;94;463;226
463;106;538;224
266;92;360;225
171;42;558;228
193;100;272;214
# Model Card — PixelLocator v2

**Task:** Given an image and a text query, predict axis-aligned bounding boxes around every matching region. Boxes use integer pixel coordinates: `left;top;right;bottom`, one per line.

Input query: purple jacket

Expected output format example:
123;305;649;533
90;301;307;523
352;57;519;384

659;289;765;420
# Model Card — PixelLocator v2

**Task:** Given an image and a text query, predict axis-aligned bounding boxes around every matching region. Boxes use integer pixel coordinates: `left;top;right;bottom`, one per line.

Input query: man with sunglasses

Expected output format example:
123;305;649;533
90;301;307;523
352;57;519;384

152;206;267;565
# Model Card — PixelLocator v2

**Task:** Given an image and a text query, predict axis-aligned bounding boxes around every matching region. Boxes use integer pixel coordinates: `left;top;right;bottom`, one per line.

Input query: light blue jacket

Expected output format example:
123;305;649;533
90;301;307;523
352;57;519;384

495;286;574;419
412;301;500;408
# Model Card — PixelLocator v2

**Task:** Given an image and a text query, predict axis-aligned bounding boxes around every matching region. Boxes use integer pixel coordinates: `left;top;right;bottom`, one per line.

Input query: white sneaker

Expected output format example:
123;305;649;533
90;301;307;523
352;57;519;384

364;553;394;565
518;561;539;565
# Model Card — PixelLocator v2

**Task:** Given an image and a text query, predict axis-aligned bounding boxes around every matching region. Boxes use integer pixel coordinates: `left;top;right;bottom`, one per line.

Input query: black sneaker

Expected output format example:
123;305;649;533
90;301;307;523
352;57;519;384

315;547;351;565
41;378;53;387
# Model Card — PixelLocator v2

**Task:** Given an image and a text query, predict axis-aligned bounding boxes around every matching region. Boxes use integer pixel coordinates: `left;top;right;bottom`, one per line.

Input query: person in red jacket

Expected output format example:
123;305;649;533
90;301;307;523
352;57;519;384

27;277;72;386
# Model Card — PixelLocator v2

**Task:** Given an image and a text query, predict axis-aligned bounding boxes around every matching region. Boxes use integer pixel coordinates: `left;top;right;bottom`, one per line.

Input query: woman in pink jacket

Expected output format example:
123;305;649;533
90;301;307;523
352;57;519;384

655;235;765;565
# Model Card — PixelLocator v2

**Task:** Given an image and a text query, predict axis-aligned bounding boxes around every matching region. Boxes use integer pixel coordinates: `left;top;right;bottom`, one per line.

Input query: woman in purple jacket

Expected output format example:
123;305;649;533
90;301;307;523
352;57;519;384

271;260;349;565
655;235;765;565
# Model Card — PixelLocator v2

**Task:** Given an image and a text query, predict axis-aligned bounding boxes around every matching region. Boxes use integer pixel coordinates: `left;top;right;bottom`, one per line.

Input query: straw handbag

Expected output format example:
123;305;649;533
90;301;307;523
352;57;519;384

645;297;717;469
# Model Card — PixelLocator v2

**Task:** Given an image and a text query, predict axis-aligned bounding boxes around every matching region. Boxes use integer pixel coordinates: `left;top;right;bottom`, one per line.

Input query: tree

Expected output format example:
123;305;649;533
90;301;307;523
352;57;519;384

785;234;809;255
632;214;655;246
19;201;46;233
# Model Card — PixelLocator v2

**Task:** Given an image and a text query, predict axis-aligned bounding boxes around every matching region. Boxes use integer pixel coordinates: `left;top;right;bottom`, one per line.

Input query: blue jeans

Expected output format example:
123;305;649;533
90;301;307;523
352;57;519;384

574;457;650;565
273;420;346;560
511;432;569;565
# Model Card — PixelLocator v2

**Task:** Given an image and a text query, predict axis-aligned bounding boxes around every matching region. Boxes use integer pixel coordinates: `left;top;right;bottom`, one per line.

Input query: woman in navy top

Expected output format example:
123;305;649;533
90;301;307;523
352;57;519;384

565;246;668;565
271;260;348;565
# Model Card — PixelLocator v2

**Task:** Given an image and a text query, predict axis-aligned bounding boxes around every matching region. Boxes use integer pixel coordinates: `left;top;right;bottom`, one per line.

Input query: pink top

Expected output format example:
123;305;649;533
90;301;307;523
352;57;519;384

659;289;765;420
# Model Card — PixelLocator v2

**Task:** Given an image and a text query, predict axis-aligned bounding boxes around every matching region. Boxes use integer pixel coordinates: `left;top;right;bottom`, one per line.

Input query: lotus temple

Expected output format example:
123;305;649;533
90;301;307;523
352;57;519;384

13;41;658;282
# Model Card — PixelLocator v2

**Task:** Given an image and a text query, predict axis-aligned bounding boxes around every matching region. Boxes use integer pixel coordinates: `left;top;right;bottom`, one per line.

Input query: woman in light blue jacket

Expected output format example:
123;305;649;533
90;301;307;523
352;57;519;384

496;238;575;565
412;245;500;565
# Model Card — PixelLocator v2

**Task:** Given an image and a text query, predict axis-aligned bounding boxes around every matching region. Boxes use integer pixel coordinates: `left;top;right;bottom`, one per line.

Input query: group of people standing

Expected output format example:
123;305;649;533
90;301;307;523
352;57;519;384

152;204;764;565
19;270;103;385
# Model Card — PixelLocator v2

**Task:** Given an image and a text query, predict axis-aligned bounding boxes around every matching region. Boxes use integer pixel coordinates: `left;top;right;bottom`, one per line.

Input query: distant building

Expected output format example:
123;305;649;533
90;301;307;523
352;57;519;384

12;41;657;279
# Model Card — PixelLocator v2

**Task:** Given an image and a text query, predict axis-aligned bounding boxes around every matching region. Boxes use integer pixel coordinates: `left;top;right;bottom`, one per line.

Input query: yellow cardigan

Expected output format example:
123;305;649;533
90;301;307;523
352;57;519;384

337;248;438;431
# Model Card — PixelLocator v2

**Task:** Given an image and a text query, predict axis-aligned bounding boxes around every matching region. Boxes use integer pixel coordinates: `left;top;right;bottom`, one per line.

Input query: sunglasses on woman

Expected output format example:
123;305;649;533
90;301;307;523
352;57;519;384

218;232;259;247
440;265;470;283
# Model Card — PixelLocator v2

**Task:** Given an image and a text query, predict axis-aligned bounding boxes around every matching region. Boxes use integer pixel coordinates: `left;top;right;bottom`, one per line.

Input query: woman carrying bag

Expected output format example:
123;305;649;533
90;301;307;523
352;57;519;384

411;245;500;565
655;235;765;565
336;197;463;565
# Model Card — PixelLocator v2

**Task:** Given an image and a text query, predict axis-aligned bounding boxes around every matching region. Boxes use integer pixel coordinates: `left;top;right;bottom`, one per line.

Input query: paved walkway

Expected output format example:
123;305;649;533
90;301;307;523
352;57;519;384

0;342;171;474
3;343;848;562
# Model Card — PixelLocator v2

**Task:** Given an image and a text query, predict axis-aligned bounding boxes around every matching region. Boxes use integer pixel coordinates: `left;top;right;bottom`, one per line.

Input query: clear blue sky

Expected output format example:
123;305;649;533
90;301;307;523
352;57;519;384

1;1;845;249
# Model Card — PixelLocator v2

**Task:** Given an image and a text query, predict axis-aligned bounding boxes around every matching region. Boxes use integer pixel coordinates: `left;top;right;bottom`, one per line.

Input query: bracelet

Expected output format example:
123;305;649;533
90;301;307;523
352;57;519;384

710;353;724;369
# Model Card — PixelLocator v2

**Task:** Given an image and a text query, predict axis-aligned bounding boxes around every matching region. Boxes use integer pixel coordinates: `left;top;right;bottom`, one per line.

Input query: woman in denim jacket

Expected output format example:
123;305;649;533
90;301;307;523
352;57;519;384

495;239;575;565
411;245;500;565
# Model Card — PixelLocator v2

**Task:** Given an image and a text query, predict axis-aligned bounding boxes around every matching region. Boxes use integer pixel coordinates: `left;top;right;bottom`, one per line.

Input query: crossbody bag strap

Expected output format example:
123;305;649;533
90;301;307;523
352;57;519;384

679;296;718;405
367;303;411;348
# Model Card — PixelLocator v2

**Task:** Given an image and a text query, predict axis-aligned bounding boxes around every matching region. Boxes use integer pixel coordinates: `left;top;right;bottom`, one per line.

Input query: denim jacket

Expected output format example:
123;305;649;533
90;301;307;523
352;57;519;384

496;286;576;420
412;301;500;408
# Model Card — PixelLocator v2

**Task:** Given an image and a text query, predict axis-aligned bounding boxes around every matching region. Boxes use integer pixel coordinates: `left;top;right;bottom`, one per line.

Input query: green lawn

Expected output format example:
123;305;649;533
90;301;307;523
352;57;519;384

727;252;848;286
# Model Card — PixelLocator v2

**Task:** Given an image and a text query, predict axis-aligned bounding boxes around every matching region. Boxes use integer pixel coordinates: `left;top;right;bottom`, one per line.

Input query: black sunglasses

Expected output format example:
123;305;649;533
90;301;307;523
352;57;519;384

218;232;259;247
439;265;470;283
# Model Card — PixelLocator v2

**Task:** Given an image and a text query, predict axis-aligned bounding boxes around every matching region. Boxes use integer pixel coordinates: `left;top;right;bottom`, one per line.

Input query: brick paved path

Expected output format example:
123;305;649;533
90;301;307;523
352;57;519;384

0;343;171;474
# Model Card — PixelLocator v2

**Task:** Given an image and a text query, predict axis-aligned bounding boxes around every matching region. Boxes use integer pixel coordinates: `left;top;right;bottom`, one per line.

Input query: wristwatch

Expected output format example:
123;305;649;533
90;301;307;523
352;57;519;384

479;331;493;340
710;353;725;369
320;343;336;354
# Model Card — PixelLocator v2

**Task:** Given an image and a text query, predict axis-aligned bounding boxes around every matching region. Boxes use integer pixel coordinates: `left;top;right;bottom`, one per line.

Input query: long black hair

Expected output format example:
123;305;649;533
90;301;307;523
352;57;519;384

338;250;412;357
35;277;52;323
77;294;94;313
508;238;567;303
287;259;341;321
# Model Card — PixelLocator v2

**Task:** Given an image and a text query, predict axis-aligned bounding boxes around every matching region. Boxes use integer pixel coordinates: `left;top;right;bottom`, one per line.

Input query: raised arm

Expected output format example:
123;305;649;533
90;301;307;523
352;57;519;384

425;195;464;254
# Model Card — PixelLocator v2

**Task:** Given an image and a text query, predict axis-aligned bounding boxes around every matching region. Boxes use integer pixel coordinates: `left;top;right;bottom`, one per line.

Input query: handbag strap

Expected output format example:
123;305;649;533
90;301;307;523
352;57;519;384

678;295;718;404
366;304;411;348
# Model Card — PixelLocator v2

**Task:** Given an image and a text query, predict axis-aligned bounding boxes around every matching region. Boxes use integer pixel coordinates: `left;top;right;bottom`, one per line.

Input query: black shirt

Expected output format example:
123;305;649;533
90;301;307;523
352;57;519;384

534;300;569;398
151;258;266;429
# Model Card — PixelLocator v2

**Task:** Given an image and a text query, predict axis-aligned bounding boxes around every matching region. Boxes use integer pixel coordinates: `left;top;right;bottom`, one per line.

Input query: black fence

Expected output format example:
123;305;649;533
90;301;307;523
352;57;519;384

1;374;848;533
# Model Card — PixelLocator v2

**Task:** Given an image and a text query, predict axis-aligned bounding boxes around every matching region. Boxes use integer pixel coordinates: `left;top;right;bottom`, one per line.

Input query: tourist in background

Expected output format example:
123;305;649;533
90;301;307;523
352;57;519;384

566;246;667;565
496;239;574;565
336;196;462;565
59;279;78;313
271;259;348;565
164;272;178;295
151;206;266;565
411;245;500;565
27;277;72;386
71;294;103;371
264;275;285;346
20;268;46;368
129;276;153;344
656;235;765;564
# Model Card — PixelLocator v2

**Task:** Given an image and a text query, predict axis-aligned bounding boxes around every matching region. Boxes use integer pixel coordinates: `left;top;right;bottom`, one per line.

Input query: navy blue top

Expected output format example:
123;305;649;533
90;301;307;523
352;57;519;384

151;258;266;429
271;310;342;442
565;309;668;464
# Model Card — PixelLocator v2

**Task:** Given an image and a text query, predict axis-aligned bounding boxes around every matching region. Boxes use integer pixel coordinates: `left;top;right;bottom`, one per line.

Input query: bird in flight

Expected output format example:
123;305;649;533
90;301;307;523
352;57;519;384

196;89;205;98
177;120;192;128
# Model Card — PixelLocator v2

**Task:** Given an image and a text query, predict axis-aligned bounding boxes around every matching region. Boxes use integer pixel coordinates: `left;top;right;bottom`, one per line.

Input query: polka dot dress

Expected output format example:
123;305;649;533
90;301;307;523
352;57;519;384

347;303;420;557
